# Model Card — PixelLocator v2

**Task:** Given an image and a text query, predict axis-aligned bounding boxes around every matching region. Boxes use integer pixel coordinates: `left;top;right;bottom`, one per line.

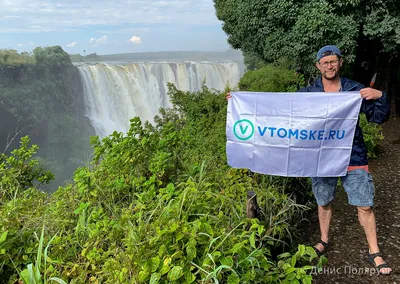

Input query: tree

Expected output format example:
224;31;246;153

33;46;72;66
86;52;99;59
238;65;304;92
0;49;33;65
214;0;400;113
68;53;83;62
2;53;9;64
243;51;268;71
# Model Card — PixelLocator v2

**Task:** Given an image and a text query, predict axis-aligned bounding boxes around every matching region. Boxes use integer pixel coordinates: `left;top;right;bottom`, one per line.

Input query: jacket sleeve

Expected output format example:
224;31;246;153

296;86;311;92
360;90;390;124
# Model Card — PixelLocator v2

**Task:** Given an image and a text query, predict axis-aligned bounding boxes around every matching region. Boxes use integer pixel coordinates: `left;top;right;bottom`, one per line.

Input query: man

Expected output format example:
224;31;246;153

298;45;391;275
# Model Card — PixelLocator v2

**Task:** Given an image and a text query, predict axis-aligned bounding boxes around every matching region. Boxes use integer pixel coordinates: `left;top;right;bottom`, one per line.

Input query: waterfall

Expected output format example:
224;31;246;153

78;62;240;137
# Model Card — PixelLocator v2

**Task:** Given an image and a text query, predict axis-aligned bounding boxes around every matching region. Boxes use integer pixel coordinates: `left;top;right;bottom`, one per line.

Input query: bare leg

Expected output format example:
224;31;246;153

357;206;392;274
314;204;332;252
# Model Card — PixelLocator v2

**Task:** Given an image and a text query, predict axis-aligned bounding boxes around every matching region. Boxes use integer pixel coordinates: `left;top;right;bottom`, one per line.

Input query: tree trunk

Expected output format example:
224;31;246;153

246;191;263;219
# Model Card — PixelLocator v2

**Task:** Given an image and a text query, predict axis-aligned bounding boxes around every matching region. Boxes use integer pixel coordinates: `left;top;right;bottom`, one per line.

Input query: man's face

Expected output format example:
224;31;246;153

316;55;342;80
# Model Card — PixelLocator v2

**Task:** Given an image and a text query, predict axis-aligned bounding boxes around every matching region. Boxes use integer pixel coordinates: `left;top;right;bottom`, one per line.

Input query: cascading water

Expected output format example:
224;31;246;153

78;62;240;137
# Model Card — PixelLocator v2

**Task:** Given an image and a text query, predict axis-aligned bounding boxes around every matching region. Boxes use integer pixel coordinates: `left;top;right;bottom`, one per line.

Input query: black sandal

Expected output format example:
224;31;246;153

313;240;329;256
367;251;392;275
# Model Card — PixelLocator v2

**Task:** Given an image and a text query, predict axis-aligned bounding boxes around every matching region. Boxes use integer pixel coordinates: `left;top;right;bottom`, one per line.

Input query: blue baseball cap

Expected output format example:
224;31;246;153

317;45;342;61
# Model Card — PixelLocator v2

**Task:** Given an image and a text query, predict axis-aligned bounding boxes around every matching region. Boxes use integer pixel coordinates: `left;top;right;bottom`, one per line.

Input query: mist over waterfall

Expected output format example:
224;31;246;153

78;62;240;137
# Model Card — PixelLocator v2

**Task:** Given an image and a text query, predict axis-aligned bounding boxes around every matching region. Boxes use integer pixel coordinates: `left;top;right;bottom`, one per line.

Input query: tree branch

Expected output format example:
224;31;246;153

3;125;31;154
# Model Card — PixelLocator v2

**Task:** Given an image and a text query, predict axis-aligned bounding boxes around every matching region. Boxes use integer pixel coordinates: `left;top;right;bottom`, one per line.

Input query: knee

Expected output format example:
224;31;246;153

357;206;373;213
320;204;331;210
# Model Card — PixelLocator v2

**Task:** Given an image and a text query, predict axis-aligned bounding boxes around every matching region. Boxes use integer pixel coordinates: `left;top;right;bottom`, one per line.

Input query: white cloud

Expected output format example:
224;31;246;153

128;36;142;44
89;35;108;46
67;41;77;47
17;43;24;46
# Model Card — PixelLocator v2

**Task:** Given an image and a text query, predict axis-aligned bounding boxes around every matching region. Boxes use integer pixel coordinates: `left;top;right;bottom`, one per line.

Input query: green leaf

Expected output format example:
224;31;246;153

227;242;245;254
285;267;296;274
291;255;297;267
167;266;183;281
291;279;300;284
257;225;264;235
28;264;36;283
139;270;150;283
48;277;68;284
160;257;171;275
277;252;291;259
20;268;30;284
298;244;305;256
227;272;240;284
301;275;312;284
286;272;296;281
211;251;222;260
305;246;317;258
186;245;196;260
149;273;161;284
151;256;161;272
202;222;214;236
220;256;234;267
250;232;256;248
0;231;8;244
183;271;196;283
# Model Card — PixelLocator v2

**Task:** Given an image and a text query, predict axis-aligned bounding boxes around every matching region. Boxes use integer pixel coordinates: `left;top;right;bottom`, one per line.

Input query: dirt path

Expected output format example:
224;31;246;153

306;115;400;284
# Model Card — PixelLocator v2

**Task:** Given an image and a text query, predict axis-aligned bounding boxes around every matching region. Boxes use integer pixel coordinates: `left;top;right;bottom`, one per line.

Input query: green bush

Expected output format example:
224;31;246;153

359;114;384;159
0;86;318;284
238;65;304;92
0;136;54;200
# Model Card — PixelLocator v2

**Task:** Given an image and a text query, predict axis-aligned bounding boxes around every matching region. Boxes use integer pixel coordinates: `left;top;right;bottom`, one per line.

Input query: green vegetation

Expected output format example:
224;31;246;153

0;81;326;283
0;46;73;67
0;50;34;65
242;51;268;71
214;0;400;73
0;46;94;188
214;0;400;110
239;65;304;92
359;114;384;159
32;46;73;67
0;136;54;195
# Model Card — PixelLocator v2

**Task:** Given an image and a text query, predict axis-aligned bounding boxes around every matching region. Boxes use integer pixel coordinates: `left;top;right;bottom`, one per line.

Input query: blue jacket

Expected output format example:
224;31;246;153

298;77;390;166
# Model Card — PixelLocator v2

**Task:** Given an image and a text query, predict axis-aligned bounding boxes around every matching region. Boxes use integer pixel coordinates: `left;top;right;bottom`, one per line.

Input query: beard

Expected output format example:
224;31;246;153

322;68;340;80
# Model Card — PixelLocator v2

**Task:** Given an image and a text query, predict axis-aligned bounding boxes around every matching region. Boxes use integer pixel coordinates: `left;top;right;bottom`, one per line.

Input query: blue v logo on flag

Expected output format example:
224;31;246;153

233;119;254;140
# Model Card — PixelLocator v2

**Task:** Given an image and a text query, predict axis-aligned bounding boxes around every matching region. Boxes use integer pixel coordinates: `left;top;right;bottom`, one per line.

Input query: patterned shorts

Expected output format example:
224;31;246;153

311;169;375;207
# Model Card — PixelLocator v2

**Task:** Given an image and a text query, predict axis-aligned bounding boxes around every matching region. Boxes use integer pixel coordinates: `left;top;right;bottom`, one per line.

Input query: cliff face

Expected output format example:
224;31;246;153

0;64;95;189
0;64;87;149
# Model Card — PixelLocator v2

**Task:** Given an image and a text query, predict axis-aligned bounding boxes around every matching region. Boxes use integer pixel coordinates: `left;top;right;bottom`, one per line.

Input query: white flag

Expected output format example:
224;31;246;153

226;91;362;177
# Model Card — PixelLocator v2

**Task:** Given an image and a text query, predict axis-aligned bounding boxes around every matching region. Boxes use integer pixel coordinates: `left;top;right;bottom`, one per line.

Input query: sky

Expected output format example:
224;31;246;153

0;0;231;55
